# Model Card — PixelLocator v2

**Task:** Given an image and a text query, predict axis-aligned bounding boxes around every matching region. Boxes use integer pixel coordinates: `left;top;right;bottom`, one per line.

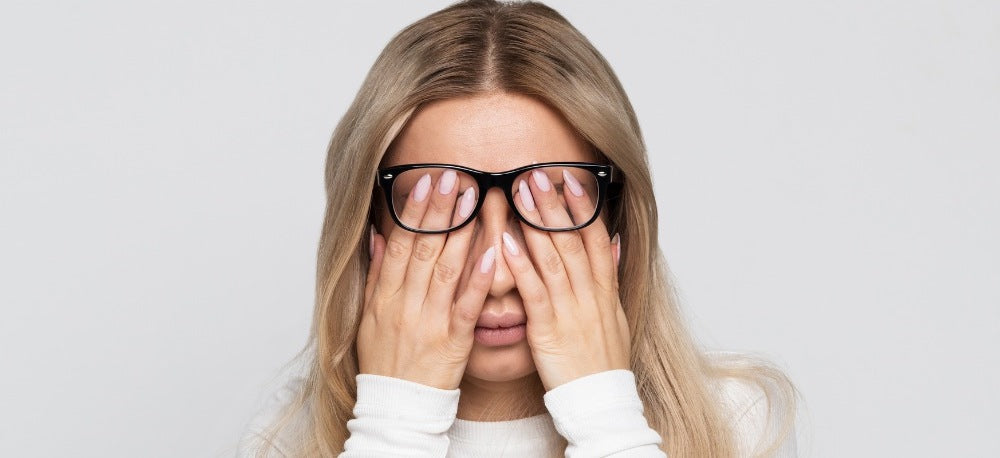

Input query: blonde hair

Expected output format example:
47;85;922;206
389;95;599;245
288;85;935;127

254;0;797;456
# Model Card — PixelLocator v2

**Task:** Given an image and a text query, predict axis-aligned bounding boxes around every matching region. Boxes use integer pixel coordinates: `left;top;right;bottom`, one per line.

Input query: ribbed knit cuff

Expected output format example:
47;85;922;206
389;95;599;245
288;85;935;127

354;373;460;422
543;369;644;417
344;374;461;455
543;369;664;456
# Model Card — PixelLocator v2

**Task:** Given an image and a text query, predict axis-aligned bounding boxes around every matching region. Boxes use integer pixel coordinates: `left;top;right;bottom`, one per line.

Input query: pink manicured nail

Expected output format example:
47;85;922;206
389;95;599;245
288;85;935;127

532;170;551;192
458;187;476;218
439;170;457;194
502;231;519;256
413;173;432;202
480;246;496;273
563;169;584;197
369;225;376;257
518;179;536;211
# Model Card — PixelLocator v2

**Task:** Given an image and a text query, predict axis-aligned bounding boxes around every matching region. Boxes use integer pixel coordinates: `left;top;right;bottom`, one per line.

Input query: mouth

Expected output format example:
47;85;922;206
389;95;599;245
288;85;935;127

475;322;526;329
473;323;527;346
475;312;527;329
474;296;527;340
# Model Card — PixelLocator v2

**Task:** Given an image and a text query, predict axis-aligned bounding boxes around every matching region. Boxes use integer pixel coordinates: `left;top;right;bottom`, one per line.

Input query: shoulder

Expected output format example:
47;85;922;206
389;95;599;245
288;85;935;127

237;376;310;458
706;351;799;457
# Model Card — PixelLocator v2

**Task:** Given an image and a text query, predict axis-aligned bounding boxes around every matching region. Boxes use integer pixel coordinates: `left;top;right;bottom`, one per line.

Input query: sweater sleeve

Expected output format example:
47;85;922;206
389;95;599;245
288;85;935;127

720;377;798;458
339;373;460;457
543;369;667;457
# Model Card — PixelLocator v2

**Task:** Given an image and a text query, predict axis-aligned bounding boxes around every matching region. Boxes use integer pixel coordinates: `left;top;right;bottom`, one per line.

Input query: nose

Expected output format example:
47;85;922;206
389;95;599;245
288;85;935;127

468;187;520;297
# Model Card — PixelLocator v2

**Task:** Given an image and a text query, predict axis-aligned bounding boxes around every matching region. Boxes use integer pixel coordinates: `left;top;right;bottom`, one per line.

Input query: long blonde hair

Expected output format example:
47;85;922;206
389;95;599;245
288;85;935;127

255;1;797;456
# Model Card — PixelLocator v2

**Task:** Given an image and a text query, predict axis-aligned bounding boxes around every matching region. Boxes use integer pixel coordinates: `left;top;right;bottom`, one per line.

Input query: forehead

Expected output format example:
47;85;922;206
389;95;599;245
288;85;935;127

383;92;598;171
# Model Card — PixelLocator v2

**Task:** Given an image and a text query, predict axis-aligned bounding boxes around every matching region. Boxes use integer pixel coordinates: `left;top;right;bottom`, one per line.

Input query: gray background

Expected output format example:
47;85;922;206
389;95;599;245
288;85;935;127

2;1;997;456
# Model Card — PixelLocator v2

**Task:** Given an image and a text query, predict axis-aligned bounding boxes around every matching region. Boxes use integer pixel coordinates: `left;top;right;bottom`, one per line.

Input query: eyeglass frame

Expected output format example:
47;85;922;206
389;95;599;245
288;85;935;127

374;161;622;234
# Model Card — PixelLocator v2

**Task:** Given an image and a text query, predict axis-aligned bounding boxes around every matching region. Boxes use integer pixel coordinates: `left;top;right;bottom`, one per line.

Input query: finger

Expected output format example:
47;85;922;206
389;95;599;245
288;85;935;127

450;246;496;343
531;168;610;293
403;169;461;298
512;179;575;303
377;172;433;295
499;231;555;326
363;225;385;307
561;168;617;294
427;186;478;308
518;174;593;302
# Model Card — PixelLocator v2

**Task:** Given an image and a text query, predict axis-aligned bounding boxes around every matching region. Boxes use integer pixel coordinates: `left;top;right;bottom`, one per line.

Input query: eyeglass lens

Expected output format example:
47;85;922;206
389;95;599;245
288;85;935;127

390;166;600;232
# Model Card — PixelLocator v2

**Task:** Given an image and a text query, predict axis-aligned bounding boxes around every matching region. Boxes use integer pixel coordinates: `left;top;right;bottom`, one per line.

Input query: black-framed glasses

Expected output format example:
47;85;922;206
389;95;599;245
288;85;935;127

375;162;620;234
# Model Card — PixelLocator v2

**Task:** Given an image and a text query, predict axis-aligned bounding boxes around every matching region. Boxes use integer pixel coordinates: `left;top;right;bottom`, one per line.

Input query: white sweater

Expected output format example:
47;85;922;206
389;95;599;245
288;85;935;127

238;369;796;457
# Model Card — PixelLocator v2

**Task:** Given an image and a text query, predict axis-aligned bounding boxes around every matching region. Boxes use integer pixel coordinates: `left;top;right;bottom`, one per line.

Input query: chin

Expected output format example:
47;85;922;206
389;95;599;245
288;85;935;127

464;340;537;382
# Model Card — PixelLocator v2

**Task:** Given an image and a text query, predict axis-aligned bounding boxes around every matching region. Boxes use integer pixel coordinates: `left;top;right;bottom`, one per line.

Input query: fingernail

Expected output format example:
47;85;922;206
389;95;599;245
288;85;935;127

502;231;519;256
563;169;584;197
480;246;496;273
458;187;476;218
439;170;457;194
413;173;431;202
518;179;536;211
369;224;376;258
532;170;551;192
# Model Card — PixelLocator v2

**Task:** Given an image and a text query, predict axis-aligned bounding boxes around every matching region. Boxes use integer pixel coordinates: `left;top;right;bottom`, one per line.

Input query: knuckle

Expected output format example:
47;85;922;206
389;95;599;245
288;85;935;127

595;234;613;252
386;238;409;260
527;286;548;305
412;238;437;262
542;251;564;275
432;262;460;284
540;198;562;212
598;281;617;297
557;235;585;254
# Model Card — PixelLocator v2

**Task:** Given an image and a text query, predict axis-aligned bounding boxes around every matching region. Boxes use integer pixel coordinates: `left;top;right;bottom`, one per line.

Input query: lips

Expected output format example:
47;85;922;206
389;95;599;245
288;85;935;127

475;312;527;329
474;323;526;346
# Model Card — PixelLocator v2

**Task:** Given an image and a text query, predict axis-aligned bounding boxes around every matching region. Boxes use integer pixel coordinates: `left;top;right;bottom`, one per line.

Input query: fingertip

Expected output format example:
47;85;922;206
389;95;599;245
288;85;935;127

453;246;496;327
502;232;522;258
479;246;496;274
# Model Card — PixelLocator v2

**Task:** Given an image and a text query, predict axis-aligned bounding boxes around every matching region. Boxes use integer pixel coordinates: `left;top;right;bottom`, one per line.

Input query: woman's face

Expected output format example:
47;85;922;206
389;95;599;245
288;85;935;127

376;91;601;383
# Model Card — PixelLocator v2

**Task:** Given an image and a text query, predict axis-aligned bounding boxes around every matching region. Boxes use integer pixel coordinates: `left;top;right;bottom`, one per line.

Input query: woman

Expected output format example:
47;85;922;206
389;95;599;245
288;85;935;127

239;0;798;456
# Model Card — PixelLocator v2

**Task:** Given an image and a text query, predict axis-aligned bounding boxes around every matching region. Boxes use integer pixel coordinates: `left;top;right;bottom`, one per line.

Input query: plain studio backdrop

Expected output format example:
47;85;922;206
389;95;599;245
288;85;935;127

2;1;997;456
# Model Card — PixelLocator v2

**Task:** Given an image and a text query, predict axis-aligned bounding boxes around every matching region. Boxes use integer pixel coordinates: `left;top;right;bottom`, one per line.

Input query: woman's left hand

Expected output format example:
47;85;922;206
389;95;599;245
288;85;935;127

501;169;630;391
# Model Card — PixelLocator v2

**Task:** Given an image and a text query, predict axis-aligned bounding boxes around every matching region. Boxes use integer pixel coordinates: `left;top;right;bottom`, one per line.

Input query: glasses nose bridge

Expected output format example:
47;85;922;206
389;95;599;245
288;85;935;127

478;170;514;195
473;169;519;219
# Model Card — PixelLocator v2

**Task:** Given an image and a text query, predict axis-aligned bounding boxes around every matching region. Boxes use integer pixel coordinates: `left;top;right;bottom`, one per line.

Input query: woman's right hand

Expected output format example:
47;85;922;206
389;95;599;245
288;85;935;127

357;170;496;390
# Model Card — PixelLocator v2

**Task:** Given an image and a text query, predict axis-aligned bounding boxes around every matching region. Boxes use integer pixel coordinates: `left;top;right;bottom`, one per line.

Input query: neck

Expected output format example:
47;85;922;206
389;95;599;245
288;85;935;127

456;371;548;421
